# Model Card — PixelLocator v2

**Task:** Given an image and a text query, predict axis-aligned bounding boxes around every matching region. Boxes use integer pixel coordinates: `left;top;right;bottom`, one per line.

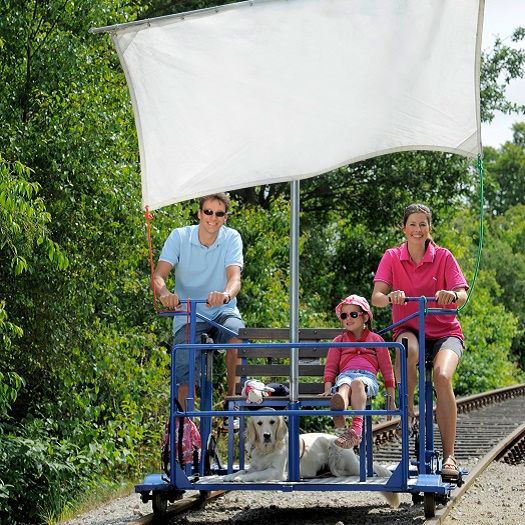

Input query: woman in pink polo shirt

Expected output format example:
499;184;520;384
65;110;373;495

371;203;468;480
320;295;396;449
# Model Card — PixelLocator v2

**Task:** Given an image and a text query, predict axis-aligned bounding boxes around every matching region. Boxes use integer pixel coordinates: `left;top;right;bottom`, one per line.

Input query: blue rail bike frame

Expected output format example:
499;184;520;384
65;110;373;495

158;299;239;478
378;296;460;478
137;297;458;499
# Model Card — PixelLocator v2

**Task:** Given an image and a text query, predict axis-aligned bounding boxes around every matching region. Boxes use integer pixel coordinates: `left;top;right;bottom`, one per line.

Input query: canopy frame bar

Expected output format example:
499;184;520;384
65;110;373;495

90;0;274;34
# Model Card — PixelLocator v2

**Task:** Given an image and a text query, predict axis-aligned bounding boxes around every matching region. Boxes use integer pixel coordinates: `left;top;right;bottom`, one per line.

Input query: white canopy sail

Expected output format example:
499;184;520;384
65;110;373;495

103;0;484;211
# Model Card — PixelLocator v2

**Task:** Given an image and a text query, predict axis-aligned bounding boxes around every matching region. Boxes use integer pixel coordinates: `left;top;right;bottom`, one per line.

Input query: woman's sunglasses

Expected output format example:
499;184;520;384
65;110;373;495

202;209;227;217
340;311;364;320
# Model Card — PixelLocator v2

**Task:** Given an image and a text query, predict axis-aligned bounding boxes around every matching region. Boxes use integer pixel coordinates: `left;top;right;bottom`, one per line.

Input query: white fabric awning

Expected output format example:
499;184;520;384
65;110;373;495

105;0;484;210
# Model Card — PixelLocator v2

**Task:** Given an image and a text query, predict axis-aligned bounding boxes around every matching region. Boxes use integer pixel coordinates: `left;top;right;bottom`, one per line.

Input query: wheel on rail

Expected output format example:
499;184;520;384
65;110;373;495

197;489;211;507
152;492;168;516
411;492;424;505
436;493;449;506
424;492;436;518
172;489;185;501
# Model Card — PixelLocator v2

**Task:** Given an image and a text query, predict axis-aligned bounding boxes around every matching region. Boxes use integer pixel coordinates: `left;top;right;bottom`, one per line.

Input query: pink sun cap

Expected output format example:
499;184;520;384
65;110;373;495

335;294;373;321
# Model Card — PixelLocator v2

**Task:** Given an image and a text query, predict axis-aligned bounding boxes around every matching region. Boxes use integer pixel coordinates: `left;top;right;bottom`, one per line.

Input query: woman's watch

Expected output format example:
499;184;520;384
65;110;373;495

452;291;459;302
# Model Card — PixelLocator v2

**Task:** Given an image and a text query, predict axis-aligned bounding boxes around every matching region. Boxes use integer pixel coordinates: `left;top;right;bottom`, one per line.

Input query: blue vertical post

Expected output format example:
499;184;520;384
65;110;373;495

170;341;177;485
366;404;374;476
199;343;213;476
399;338;409;487
417;297;427;473
186;301;198;476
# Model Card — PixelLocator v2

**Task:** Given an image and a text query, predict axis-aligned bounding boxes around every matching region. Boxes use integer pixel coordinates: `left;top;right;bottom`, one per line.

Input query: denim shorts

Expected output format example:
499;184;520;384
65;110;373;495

332;369;379;398
173;311;244;383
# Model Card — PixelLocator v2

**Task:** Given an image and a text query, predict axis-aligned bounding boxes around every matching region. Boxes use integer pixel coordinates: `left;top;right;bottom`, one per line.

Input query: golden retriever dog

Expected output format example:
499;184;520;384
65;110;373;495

223;411;400;508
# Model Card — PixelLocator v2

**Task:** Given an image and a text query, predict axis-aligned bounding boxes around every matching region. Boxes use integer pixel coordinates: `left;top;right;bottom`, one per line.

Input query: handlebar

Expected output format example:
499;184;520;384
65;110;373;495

404;296;438;302
163;296;230;311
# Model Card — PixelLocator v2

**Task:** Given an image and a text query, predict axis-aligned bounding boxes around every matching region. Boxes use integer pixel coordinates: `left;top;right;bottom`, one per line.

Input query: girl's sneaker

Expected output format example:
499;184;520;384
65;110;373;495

335;428;361;449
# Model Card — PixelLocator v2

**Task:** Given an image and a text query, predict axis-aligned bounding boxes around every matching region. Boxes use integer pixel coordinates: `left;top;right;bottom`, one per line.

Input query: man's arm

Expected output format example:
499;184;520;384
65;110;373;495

153;260;180;308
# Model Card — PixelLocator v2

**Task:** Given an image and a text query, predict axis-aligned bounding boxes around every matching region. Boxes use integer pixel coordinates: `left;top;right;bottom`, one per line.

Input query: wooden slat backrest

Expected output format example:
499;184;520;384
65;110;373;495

238;327;341;340
237;347;329;359
232;327;341;398
237;364;325;376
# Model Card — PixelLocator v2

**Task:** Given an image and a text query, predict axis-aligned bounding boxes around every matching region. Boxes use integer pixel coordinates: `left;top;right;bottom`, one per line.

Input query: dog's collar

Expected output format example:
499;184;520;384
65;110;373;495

299;436;306;459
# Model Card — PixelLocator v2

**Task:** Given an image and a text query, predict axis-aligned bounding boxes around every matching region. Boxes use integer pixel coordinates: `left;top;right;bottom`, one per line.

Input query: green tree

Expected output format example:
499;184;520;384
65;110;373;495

483;123;525;214
479;205;525;368
480;27;525;124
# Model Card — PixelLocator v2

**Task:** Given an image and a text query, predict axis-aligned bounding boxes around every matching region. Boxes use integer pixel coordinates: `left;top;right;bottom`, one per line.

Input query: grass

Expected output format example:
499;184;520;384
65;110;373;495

50;480;135;525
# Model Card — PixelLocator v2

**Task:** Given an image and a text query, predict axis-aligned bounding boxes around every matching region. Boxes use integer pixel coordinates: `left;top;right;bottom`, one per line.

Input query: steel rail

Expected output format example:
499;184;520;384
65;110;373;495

424;422;525;525
130;490;227;524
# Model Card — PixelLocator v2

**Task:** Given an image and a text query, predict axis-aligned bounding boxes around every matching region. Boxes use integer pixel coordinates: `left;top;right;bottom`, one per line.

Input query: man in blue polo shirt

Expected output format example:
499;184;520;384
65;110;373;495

153;193;244;424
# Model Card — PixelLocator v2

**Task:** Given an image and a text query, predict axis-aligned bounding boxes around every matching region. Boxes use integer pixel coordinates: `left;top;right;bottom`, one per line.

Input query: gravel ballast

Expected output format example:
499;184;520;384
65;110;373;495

61;461;525;525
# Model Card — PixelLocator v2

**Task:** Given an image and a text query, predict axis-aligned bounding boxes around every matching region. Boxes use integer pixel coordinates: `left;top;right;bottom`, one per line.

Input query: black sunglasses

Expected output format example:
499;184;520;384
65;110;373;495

202;209;227;217
340;311;363;320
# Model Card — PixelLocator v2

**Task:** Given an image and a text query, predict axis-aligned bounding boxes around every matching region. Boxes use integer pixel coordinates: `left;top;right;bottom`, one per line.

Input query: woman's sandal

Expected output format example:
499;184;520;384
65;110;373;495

441;455;459;480
335;428;361;449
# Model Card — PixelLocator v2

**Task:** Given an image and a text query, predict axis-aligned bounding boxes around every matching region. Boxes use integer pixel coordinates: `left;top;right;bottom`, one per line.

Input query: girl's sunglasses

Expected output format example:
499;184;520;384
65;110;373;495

340;311;363;320
202;209;227;217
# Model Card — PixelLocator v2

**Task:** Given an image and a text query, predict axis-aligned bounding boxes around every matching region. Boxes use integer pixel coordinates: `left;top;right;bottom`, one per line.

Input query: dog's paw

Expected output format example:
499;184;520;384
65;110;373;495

381;491;400;509
222;473;242;482
222;474;236;482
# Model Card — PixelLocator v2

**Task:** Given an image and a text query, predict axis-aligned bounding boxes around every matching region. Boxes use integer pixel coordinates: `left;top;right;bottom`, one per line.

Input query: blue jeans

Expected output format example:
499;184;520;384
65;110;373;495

173;311;244;383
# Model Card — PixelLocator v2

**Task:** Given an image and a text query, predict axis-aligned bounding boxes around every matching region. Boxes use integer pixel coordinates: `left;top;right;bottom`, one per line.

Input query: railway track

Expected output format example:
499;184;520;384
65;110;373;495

132;384;525;524
372;384;525;464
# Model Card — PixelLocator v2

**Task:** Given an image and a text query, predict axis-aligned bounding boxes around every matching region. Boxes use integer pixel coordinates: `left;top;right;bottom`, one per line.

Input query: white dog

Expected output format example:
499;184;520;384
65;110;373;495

223;411;400;509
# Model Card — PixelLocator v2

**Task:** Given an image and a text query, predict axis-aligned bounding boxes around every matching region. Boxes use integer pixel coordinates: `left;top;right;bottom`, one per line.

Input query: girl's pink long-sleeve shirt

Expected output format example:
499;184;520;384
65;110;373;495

323;329;396;388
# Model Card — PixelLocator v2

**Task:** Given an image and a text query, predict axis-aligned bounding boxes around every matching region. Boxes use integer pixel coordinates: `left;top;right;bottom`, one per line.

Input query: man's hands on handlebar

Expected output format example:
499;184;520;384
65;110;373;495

158;290;181;309
158;290;231;309
207;291;231;307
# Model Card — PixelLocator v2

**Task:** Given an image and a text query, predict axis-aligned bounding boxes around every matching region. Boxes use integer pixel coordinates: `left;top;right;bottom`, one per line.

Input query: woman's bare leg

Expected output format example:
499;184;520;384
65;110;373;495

433;348;459;461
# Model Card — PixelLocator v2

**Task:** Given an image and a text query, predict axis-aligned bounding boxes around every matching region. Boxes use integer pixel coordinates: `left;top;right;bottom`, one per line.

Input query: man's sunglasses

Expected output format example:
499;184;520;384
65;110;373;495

340;311;363;320
202;209;227;217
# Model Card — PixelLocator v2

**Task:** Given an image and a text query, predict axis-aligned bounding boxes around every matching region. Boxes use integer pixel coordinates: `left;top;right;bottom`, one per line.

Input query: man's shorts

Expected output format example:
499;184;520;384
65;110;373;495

173;311;245;384
332;369;379;398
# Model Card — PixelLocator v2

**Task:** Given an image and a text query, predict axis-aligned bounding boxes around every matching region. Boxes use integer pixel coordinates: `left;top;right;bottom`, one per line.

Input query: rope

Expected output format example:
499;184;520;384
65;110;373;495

458;153;484;313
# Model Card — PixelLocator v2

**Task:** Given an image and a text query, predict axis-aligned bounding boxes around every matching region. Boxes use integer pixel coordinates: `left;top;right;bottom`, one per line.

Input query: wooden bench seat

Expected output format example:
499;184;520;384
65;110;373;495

226;327;343;403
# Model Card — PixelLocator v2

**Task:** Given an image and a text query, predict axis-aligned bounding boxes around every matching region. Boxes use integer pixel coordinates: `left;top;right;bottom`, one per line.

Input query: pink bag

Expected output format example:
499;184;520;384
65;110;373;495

161;399;201;474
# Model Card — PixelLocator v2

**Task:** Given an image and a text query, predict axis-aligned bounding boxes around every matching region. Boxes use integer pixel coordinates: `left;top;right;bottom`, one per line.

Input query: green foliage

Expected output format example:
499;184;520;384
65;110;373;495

0;422;81;525
482;123;525;214
0;157;68;274
0;368;24;420
481;27;525;123
233;196;295;327
478;205;525;368
456;278;520;394
0;0;523;521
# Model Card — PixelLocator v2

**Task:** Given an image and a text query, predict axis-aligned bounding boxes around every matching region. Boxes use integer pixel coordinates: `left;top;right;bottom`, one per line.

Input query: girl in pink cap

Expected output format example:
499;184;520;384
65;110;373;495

320;295;396;449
